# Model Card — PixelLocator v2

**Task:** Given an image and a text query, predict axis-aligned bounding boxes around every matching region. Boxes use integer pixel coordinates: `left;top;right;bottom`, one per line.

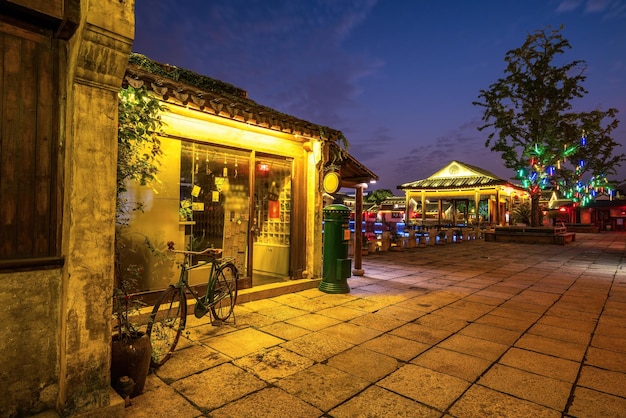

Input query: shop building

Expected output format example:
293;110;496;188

120;54;378;297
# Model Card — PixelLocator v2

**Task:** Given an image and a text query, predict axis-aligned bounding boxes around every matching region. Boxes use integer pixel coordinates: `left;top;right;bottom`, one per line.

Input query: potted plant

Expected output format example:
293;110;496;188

110;268;151;403
390;231;404;251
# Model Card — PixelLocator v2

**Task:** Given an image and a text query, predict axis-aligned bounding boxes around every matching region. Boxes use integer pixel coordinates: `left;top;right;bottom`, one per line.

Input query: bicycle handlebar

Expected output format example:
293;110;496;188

166;241;222;256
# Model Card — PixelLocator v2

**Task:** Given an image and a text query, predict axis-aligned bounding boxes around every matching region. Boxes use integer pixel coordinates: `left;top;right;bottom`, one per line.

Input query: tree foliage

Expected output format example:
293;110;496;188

117;85;165;223
366;189;395;205
474;26;624;225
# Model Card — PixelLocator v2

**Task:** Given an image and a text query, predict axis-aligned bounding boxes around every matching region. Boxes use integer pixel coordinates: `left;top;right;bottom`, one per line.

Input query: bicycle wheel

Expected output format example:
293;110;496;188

146;285;186;368
211;263;238;321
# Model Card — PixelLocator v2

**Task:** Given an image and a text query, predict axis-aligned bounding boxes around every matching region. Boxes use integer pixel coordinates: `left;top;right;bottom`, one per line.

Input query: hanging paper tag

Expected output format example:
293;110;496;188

191;185;201;197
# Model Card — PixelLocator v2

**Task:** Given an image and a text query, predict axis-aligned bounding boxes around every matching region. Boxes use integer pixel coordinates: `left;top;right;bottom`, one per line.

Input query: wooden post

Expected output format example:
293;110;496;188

353;185;365;276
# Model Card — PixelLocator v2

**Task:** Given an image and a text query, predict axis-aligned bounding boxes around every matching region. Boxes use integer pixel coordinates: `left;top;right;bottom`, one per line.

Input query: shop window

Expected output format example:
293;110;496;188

180;143;250;277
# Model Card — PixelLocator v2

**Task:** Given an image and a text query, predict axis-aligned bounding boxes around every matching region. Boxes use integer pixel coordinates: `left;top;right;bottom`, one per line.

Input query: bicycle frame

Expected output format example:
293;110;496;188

175;253;234;308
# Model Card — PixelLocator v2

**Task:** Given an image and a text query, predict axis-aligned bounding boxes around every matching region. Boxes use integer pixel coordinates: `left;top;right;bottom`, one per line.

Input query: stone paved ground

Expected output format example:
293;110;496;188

121;232;626;417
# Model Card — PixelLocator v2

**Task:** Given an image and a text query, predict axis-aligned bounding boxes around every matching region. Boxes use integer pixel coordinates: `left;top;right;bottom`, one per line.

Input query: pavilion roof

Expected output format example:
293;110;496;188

398;160;522;191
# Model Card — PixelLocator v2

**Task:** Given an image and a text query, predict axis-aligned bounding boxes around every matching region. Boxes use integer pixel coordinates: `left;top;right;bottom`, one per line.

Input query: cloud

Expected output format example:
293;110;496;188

556;0;584;12
555;0;626;17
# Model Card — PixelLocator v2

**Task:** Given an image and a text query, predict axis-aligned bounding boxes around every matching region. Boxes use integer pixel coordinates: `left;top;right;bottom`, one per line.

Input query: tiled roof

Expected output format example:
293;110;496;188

398;160;521;191
400;176;508;189
124;53;378;185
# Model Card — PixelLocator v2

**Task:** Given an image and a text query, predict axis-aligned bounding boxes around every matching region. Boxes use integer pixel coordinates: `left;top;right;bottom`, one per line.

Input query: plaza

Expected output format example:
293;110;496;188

110;233;626;417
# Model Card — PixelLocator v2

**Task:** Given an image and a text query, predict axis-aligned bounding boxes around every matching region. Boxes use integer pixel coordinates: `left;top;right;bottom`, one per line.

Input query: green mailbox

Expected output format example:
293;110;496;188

319;204;352;294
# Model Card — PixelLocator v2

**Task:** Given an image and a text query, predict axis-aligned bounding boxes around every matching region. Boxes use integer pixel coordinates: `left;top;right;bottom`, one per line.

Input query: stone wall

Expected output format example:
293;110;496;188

0;0;135;416
0;270;62;417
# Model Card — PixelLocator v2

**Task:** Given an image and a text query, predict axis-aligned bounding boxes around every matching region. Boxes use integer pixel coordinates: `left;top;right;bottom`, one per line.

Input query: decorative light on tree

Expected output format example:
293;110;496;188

515;130;613;207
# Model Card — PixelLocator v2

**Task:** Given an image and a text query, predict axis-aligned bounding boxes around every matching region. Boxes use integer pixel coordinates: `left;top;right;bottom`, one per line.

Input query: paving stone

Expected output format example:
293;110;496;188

374;304;426;321
258;321;310;340
285;312;342;331
256;305;308;321
478;364;572;410
268;292;310;305
184;322;237;342
498;347;579;383
341;296;395;313
585;346;626;373
276;363;369;411
413;313;469;332
449;384;560;418
210;387;321;418
314;292;358;306
459;322;522;346
122;374;202;418
153;343;229;383
233;347;314;383
577;365;626;398
361;333;429;361
591;333;626;353
234;311;279;328
241;298;283;312
327;346;398;382
280;331;354;362
536;314;597;333
284;297;335;312
596;318;626;337
527;323;592;345
348;311;406;332
567;386;626;417
390;322;453;345
171;363;266;411
317;305;367;321
411;347;492;382
319;322;383;345
437;334;508;362
378;364;470;411
328;385;441;418
514;333;587;362
204;327;284;359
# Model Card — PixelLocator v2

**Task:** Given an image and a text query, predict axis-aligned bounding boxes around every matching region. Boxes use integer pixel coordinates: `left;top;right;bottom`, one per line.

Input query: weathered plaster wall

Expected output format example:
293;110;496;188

57;0;134;415
0;269;62;417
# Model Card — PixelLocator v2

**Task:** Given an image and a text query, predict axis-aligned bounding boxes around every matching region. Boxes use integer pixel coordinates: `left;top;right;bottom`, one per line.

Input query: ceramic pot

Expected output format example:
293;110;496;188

111;332;152;398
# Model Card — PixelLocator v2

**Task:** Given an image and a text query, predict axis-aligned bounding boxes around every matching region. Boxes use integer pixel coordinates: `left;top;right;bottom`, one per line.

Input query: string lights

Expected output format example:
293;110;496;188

516;130;612;206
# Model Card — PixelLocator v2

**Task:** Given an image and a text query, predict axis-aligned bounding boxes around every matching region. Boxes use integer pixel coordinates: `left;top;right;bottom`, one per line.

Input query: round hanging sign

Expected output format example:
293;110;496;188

323;172;341;194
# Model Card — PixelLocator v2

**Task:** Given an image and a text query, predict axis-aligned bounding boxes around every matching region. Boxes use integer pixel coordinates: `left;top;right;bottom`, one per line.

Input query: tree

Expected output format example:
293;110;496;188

474;26;624;226
366;189;394;205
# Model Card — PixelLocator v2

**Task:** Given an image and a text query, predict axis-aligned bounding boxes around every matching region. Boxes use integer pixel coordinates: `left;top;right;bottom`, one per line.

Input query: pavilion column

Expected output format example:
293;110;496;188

474;190;480;225
438;200;443;225
495;190;501;225
421;192;426;224
352;184;365;276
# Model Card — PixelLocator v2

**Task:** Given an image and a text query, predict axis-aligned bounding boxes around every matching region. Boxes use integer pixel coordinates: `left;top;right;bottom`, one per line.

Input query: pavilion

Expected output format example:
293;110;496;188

398;160;528;227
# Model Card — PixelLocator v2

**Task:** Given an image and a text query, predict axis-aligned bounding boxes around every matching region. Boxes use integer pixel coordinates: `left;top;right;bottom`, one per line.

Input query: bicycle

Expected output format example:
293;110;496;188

146;241;239;368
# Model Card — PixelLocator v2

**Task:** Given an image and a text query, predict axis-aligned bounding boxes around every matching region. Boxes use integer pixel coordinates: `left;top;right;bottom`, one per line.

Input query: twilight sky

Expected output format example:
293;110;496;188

134;0;626;193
